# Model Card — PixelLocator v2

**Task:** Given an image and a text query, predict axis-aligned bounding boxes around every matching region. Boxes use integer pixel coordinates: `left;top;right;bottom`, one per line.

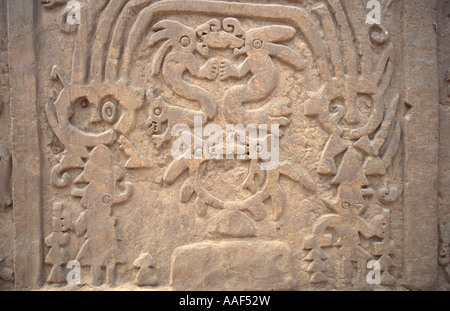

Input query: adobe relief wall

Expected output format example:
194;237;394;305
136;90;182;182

0;0;448;291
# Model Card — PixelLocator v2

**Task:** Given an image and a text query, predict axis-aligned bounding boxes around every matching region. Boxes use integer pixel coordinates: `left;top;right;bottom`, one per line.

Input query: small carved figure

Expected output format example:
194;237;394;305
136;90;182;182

148;20;219;120
45;202;73;284
373;208;396;286
46;65;147;188
303;3;402;288
304;148;385;286
133;252;158;287
72;145;133;286
146;95;206;143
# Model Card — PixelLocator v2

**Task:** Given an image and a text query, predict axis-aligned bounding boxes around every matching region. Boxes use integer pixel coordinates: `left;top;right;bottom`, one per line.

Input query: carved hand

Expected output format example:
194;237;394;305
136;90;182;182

219;59;238;81
198;58;218;80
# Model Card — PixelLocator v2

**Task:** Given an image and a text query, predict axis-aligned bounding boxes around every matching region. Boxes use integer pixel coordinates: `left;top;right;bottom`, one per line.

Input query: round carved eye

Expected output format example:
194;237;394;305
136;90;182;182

180;36;190;47
101;100;118;124
253;39;262;49
153;107;162;116
370;25;389;45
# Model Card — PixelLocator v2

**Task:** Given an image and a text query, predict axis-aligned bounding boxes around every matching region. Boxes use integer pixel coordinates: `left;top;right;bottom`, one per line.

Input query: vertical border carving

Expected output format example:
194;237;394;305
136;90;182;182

7;0;43;289
403;0;439;290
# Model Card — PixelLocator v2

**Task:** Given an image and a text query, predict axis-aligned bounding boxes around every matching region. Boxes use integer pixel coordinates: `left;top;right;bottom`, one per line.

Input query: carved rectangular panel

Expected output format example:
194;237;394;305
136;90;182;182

0;0;447;291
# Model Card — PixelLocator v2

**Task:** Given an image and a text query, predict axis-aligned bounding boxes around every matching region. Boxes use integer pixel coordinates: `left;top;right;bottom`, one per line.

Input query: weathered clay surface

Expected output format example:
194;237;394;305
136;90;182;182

0;0;448;291
170;240;296;291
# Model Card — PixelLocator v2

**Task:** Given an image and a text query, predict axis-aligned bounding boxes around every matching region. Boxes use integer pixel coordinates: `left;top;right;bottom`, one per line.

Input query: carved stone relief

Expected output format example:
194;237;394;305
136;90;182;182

0;0;447;291
36;0;404;290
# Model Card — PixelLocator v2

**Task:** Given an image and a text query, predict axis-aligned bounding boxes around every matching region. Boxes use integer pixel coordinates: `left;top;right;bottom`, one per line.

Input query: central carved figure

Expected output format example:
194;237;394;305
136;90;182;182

144;17;315;226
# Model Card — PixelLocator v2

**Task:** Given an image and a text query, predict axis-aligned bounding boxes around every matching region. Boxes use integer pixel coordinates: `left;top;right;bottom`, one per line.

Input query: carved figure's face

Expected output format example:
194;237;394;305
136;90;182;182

52;205;72;232
147;96;167;136
328;93;374;130
440;244;450;257
49;81;145;149
70;95;120;133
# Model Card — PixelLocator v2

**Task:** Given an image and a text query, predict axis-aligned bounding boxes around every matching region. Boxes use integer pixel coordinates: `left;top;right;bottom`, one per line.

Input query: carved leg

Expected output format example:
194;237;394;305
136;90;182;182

47;265;66;283
106;263;116;287
90;265;103;286
354;260;371;290
341;260;354;281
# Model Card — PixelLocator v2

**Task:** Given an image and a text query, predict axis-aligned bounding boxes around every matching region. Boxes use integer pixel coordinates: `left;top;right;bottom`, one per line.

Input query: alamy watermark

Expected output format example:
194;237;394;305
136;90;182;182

66;0;81;25
366;260;381;285
171;116;280;170
366;0;381;25
66;260;81;284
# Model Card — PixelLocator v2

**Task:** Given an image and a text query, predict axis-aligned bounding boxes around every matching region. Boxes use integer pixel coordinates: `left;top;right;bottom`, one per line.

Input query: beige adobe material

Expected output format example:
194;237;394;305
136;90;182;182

0;0;448;291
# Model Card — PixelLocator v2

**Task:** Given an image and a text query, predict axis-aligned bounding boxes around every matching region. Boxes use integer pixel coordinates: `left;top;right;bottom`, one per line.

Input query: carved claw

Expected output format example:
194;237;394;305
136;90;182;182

113;181;134;205
219;59;238;81
264;97;293;127
198;58;218;80
271;184;286;221
268;116;291;127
